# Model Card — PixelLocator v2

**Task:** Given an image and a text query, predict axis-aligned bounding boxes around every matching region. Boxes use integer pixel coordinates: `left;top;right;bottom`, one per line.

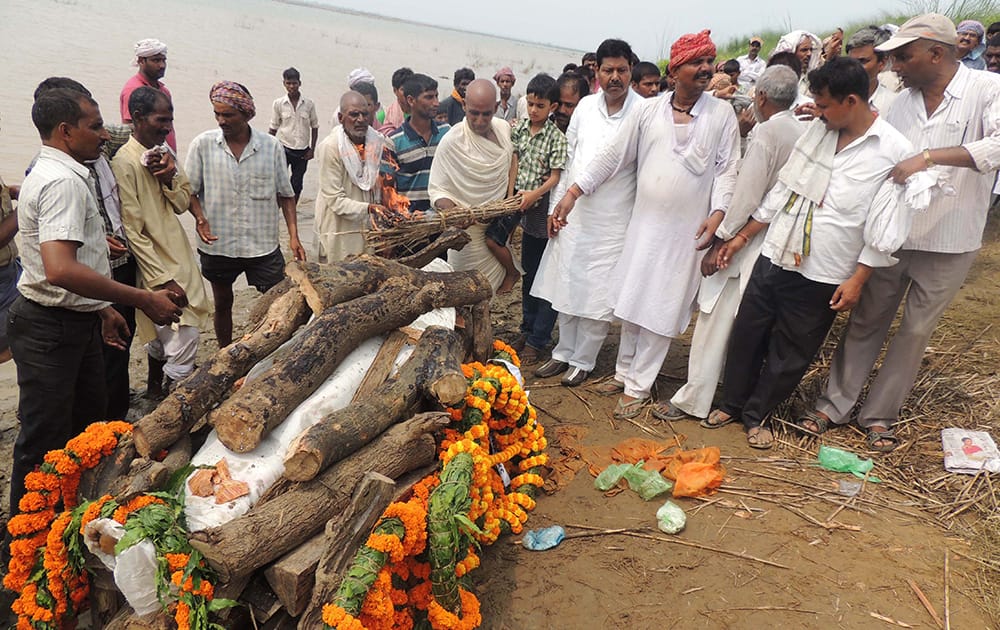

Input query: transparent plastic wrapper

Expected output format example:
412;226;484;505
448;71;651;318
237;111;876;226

623;463;674;501
656;500;686;534
594;463;632;491
522;525;565;551
83;518;162;617
817;445;880;482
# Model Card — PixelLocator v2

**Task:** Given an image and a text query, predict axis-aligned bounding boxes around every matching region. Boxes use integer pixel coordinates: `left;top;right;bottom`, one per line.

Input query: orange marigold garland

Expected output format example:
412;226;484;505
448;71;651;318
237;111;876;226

5;421;132;629
324;340;547;629
4;420;236;630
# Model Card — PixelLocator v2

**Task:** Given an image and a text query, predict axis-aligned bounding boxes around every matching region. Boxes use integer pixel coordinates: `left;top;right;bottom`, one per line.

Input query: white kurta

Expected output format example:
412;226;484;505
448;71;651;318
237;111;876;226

577;92;740;338
313;127;378;263
700;110;806;314
530;89;642;321
428;118;513;293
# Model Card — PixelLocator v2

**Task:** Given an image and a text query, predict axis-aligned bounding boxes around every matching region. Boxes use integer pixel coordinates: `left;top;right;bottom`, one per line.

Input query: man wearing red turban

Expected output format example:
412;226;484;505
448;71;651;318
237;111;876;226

550;30;740;423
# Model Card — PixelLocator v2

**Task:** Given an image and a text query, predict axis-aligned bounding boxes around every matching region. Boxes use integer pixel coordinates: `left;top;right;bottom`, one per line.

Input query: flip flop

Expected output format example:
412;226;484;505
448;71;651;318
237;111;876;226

746;426;774;450
613;396;649;420
700;409;737;429
866;427;900;453
794;409;831;437
651;402;690;421
592;379;625;396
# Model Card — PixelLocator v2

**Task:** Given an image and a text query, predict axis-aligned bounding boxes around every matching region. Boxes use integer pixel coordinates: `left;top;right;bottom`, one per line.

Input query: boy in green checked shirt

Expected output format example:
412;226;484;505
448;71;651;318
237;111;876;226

485;73;567;363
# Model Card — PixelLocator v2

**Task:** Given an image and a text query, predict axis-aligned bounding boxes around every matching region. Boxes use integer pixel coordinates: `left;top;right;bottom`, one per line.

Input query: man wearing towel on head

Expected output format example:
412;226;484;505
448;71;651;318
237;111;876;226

549;30;739;416
186;81;306;347
120;38;176;152
428;79;513;293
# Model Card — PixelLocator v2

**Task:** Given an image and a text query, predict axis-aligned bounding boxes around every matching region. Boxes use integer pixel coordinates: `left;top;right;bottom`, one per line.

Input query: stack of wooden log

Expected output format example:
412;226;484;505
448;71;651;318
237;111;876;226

81;229;499;629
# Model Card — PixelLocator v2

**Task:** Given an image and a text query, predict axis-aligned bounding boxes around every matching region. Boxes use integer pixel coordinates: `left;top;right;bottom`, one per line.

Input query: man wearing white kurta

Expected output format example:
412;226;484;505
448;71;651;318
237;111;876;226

799;15;1000;451
664;66;805;421
314;91;390;262
531;39;642;386
428;79;513;294
552;31;739;417
708;57;927;449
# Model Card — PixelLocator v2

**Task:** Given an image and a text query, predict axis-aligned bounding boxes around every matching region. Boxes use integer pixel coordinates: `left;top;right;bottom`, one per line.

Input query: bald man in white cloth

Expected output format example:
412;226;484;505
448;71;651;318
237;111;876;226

120;38;176;151
428;79;514;293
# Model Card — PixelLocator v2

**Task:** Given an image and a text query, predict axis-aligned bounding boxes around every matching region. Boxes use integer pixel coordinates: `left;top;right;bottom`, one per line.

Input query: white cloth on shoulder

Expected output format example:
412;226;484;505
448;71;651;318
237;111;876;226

335;125;385;193
428;118;513;293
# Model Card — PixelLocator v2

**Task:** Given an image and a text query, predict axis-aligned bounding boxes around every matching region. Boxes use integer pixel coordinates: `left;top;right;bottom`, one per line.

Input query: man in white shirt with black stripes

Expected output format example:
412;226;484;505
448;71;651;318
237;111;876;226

798;13;1000;452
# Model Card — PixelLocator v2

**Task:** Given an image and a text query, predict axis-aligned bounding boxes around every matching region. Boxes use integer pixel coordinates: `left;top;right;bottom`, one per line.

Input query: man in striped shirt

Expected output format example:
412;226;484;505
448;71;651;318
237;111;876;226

186;81;306;347
799;14;1000;452
388;74;450;213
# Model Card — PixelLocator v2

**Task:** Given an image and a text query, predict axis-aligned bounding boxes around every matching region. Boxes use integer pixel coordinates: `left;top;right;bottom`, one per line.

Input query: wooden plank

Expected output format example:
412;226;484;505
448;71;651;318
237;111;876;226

297;472;397;629
351;329;409;403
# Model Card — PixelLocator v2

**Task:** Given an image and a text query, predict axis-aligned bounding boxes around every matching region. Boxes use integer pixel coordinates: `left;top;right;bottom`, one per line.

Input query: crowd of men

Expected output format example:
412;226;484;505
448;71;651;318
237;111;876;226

2;15;999;546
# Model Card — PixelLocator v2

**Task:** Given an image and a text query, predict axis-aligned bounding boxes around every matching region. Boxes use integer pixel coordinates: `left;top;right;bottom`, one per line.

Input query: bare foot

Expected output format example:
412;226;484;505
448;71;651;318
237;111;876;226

497;272;520;295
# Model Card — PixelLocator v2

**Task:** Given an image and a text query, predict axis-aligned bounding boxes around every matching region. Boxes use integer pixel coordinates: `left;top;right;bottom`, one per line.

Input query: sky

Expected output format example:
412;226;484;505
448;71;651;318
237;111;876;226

315;0;914;59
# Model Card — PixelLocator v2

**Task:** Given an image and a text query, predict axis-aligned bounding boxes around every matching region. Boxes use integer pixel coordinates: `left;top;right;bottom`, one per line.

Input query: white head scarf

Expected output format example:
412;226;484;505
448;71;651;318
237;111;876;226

347;68;375;88
773;30;823;73
133;38;167;65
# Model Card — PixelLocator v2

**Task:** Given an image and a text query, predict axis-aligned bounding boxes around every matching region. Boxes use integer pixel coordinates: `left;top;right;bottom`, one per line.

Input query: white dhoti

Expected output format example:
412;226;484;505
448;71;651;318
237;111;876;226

550;314;609;372
146;324;200;381
616;321;672;399
670;276;743;417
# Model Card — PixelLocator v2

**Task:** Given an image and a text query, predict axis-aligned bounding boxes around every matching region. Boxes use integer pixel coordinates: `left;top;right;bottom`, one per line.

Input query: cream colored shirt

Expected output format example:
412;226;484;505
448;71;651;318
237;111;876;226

886;64;1000;253
112;137;211;343
269;94;319;151
17;146;111;311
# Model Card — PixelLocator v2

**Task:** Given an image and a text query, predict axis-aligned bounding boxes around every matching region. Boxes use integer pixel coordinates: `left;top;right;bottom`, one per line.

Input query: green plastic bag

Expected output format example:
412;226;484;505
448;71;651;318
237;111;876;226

623;463;674;501
817;445;881;482
594;463;632;491
595;461;674;500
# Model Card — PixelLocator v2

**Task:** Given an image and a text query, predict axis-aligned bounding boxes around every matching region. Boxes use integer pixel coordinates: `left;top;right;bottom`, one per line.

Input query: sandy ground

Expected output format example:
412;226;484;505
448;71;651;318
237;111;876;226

1;208;998;629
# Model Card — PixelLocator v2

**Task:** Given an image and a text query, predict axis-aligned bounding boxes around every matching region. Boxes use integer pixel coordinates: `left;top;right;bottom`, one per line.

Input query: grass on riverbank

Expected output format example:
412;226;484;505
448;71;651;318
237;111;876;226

710;0;998;62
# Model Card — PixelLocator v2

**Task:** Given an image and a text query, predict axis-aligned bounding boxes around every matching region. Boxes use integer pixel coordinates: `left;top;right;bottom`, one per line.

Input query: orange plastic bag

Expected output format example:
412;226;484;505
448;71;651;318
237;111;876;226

660;446;720;481
673;461;726;498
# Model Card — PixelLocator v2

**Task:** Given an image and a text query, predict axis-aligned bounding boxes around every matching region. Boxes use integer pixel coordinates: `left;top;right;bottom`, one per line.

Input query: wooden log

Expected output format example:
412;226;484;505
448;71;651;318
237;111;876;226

110;458;169;503
470;299;493;362
102;608;172;630
283;326;466;481
211;271;489;454
159;433;192;474
350;330;410;403
286;250;477;314
188;412;448;582
297;472;397;629
395;227;471;269
238;575;284;625
131;286;311;457
78;438;137;504
246;276;293;330
267;472;395;619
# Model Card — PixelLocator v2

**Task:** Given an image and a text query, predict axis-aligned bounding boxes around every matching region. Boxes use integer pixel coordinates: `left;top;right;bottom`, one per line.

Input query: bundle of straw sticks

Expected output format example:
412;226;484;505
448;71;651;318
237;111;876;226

364;195;523;251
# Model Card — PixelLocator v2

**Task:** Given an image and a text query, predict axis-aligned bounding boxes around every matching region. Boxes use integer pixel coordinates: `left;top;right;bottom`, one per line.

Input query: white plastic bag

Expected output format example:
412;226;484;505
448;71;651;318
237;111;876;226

83;518;162;617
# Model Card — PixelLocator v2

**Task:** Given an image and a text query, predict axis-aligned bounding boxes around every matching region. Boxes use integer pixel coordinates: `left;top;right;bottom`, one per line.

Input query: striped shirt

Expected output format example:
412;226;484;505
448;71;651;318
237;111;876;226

388;120;450;212
186;127;295;258
17;146;111;311
886;63;1000;253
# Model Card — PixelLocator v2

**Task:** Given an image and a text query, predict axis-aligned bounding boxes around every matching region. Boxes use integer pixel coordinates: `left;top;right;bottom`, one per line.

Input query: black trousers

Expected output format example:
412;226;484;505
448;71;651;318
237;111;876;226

520;233;557;350
284;146;309;197
104;258;136;419
719;256;838;429
7;296;108;518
